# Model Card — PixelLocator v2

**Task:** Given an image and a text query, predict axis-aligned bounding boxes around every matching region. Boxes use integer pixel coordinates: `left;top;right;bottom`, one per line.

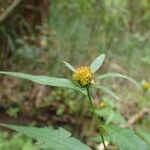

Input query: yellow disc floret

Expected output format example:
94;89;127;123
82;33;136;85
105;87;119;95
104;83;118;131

143;82;150;92
72;66;93;87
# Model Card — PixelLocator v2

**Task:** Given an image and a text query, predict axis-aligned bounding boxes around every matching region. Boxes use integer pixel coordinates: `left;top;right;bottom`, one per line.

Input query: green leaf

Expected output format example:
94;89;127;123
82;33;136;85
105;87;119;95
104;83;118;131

95;108;126;125
106;110;126;125
97;73;140;89
93;85;119;100
137;131;150;146
0;71;86;95
103;125;148;150
90;54;105;73
0;123;91;150
62;61;75;72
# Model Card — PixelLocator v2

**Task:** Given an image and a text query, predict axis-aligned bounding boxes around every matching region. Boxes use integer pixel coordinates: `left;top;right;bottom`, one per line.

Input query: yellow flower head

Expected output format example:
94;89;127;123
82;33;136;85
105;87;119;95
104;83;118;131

72;66;93;87
99;102;106;108
143;82;150;91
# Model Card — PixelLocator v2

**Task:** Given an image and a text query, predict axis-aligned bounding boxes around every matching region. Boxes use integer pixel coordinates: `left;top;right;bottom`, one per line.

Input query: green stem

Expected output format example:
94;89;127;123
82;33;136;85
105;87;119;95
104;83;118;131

86;87;107;150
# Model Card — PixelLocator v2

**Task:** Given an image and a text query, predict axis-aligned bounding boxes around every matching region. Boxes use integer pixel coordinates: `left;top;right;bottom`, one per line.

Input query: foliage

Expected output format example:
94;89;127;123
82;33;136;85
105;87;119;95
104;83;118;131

0;1;150;149
0;71;86;95
95;96;126;125
0;54;148;150
97;73;140;89
48;0;150;78
6;106;20;118
1;0;149;78
0;54;139;99
0;124;91;150
94;125;148;150
0;130;38;150
137;131;150;147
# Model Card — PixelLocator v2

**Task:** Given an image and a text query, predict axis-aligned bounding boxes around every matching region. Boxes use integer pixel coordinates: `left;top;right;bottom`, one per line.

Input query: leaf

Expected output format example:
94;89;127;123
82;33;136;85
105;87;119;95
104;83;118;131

90;54;105;73
0;71;86;95
137;131;150;146
95;108;109;118
95;109;126;125
103;125;148;150
0;123;91;150
97;73;140;89
62;61;75;72
105;110;126;125
93;85;119;100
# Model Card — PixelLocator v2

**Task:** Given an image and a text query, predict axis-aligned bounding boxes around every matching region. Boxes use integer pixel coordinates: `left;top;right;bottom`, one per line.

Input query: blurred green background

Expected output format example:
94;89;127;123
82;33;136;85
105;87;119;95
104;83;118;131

0;0;150;149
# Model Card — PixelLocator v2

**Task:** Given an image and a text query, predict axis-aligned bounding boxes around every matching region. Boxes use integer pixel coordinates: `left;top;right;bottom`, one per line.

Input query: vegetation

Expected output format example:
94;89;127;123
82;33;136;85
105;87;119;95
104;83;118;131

0;0;150;150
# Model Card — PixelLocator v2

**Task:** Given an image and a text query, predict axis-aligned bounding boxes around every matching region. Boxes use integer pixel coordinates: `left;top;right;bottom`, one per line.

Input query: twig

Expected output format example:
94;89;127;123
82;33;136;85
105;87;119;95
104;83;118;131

123;107;150;128
0;0;24;25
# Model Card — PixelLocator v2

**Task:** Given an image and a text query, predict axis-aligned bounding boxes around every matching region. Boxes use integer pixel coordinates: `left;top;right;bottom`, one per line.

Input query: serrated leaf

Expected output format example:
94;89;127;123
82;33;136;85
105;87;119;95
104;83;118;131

103;125;148;150
0;71;86;95
62;61;76;72
97;73;140;89
93;85;119;100
90;54;105;73
0;124;91;150
137;131;150;146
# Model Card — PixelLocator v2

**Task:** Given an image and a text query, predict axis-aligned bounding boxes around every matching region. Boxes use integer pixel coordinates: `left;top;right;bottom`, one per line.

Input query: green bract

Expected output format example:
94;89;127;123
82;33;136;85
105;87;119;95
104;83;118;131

90;54;105;73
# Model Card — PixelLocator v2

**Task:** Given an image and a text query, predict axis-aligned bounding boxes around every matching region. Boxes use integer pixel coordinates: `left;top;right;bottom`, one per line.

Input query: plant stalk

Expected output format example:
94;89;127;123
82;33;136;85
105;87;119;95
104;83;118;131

86;87;107;150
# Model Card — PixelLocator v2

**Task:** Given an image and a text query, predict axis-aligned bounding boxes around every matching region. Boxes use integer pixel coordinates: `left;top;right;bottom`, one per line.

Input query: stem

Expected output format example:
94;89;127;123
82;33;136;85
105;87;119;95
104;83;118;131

86;87;107;150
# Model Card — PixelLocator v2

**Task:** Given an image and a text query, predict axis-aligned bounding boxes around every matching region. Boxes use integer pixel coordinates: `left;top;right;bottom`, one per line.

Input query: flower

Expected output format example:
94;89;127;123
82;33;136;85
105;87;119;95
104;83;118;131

40;38;47;48
72;66;93;87
142;82;150;92
99;102;106;108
